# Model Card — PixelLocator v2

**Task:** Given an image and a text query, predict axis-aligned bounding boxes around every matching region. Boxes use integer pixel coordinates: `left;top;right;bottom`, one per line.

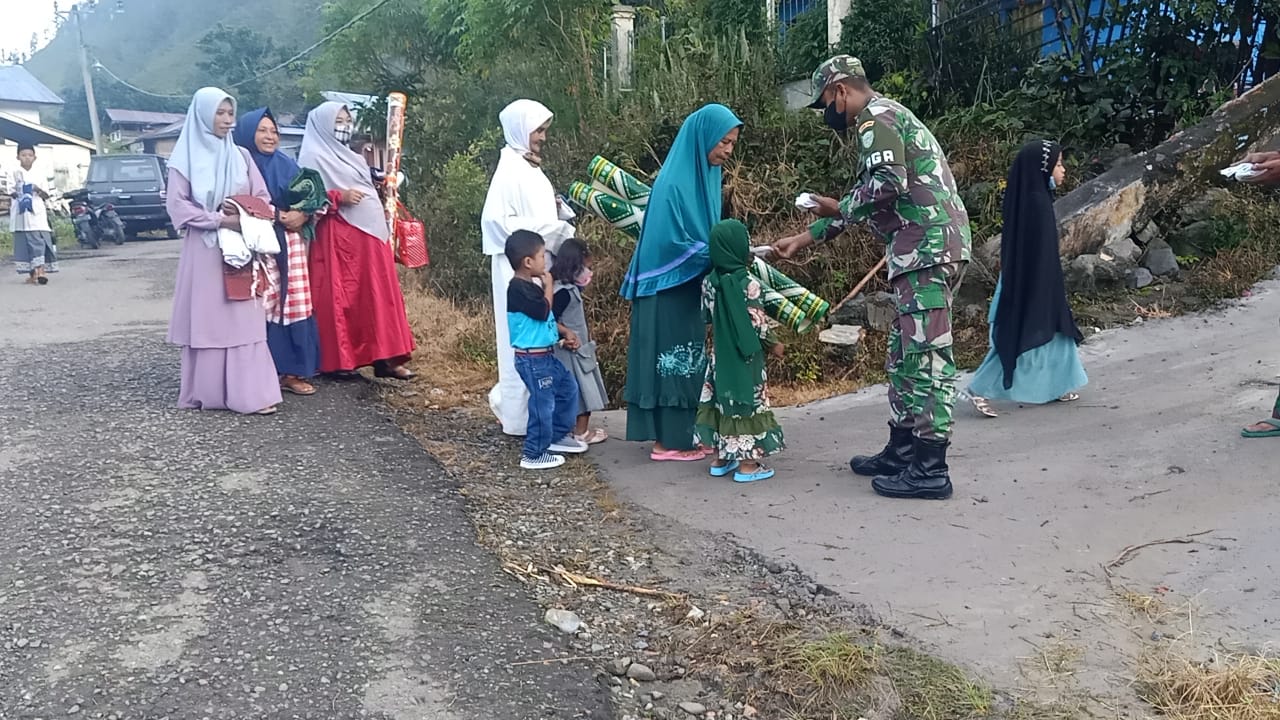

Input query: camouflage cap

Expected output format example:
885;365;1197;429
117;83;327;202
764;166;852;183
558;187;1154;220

806;55;867;109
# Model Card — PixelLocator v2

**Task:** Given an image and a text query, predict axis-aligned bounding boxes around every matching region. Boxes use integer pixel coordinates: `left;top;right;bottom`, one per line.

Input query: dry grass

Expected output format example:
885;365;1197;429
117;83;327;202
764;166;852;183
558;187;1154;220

1139;649;1280;720
398;274;495;409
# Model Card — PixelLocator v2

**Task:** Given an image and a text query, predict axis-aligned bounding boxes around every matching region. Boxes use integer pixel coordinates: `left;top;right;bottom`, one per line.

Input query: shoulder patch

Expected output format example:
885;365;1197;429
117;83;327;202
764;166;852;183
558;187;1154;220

860;130;876;148
858;120;875;133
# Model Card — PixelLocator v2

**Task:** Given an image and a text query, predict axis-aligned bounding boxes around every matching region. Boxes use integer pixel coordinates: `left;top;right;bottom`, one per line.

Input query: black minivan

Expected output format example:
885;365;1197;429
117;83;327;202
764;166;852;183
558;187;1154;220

85;154;176;238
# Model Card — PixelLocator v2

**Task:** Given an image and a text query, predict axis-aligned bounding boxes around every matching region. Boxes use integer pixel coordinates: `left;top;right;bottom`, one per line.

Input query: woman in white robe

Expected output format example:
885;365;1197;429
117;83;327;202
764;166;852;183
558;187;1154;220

479;99;575;436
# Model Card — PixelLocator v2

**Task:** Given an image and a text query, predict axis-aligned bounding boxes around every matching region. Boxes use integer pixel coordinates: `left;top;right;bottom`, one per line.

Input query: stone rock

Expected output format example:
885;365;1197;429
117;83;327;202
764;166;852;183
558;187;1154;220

828;294;867;326
1100;236;1141;264
544;609;583;634
609;657;632;676
1063;253;1134;295
1168;219;1214;258
1178;187;1231;224
1134;220;1161;246
1128;267;1155;289
865;292;897;333
1142;238;1181;277
627;663;657;682
679;702;707;716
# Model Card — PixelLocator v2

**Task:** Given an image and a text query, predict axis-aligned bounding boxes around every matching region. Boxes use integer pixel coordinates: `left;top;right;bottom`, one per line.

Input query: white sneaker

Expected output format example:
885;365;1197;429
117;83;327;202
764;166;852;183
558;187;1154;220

549;435;589;454
520;453;566;470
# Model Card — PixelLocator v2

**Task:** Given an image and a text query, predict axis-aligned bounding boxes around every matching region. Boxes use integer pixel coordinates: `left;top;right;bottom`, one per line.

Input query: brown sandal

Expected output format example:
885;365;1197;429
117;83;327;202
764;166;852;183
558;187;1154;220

281;375;316;396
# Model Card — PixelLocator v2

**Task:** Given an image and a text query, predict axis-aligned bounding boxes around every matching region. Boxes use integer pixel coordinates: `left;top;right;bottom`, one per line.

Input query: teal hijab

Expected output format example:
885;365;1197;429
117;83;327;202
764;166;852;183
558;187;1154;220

620;104;743;300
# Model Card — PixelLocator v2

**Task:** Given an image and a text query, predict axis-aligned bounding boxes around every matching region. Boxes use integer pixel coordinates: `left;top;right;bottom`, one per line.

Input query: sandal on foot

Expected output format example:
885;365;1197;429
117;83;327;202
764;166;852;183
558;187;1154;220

710;460;740;478
36;276;48;285
254;406;278;416
574;428;608;445
281;376;316;396
1242;418;1280;438
650;449;706;462
733;465;775;483
971;395;998;418
1057;392;1080;403
374;362;416;380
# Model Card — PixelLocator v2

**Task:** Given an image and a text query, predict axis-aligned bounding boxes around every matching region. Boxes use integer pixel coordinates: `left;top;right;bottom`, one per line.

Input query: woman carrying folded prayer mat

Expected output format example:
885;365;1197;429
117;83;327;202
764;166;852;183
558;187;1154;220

166;87;282;416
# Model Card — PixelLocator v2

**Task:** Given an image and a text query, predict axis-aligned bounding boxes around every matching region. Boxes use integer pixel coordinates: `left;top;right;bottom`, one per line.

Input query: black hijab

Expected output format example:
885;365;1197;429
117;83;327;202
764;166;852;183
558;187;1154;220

994;139;1082;389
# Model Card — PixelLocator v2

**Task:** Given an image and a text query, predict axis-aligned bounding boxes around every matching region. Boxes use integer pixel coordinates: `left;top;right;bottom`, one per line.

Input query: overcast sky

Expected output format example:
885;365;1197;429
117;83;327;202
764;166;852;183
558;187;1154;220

3;0;59;62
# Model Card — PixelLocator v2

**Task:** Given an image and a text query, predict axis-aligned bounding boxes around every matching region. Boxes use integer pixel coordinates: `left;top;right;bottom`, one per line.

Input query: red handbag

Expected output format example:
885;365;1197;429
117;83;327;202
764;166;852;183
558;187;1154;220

394;201;429;268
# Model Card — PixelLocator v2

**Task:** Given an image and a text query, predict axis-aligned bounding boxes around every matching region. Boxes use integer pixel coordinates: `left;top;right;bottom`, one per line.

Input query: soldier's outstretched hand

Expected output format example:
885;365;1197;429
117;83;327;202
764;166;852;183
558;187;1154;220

771;231;814;259
810;195;841;218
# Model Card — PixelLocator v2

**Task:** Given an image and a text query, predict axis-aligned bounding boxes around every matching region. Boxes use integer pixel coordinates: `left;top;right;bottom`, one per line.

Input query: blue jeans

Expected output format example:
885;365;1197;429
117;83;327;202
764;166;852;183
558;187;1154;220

514;352;579;459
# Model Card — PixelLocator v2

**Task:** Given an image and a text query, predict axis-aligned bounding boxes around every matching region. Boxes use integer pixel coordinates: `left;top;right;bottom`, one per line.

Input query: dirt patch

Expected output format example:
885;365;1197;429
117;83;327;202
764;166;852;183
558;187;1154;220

382;392;1084;720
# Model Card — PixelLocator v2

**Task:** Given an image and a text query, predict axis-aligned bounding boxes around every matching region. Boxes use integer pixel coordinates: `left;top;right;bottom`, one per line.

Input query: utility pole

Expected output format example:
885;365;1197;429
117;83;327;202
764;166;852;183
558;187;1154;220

74;5;104;154
55;2;107;153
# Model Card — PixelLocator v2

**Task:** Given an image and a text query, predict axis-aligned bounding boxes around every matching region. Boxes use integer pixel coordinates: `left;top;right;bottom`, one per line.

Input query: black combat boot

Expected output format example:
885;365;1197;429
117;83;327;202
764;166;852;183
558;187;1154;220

849;423;914;477
871;437;952;500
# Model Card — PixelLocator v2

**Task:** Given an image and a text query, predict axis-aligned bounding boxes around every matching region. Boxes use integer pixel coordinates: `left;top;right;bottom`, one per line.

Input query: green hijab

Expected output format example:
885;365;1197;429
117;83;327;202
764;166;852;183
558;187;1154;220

707;219;763;416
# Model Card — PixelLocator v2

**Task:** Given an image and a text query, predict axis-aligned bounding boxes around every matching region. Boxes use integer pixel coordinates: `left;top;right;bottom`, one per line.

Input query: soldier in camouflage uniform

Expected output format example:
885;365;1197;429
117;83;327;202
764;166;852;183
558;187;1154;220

773;55;972;499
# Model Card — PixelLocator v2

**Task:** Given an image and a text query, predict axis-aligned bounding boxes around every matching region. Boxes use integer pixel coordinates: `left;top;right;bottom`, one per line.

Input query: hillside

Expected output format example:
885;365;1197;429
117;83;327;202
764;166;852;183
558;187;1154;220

24;0;328;127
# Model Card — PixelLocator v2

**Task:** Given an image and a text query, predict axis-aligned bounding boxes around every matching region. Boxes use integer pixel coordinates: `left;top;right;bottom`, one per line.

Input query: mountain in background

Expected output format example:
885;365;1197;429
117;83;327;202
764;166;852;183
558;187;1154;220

23;0;336;136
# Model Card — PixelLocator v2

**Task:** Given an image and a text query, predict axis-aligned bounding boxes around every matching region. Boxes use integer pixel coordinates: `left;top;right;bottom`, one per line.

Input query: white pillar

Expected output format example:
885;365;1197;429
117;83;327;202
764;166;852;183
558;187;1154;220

828;0;852;48
611;5;637;92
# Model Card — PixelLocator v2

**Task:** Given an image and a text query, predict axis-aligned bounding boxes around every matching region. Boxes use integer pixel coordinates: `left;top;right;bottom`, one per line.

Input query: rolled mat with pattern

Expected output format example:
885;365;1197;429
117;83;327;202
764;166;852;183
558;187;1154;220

568;181;644;240
588;155;651;206
751;257;830;334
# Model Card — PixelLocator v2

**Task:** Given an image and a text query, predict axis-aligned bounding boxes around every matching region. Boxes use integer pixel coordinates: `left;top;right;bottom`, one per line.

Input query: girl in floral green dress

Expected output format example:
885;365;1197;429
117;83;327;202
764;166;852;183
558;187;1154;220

695;220;785;482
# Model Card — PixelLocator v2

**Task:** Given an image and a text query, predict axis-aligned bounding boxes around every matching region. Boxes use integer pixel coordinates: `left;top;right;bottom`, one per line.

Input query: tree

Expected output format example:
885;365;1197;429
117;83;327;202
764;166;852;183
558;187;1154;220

193;24;305;112
53;81;185;140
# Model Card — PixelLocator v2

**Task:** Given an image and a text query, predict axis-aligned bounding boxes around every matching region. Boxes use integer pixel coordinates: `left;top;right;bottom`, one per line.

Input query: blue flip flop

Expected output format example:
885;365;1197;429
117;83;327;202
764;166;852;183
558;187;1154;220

709;460;740;477
733;466;775;483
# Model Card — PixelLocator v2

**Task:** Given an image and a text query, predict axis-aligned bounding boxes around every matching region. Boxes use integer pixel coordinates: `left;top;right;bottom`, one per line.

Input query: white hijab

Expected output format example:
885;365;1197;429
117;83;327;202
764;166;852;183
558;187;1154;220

499;99;553;158
170;87;248;247
479;99;572;257
297;101;389;241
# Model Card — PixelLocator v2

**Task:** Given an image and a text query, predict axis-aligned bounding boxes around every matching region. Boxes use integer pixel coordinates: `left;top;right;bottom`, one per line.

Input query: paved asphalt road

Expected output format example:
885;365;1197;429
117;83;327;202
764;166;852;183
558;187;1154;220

0;242;609;719
594;271;1280;699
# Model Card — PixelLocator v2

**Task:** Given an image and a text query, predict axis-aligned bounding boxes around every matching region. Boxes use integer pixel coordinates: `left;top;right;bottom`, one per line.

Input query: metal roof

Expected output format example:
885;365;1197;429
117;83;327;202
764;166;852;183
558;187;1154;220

105;108;185;126
0;65;64;106
0;111;94;150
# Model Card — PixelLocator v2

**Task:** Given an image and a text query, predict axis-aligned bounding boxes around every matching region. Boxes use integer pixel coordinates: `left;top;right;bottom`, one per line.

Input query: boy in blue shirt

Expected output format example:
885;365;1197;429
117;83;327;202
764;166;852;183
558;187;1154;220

505;230;589;469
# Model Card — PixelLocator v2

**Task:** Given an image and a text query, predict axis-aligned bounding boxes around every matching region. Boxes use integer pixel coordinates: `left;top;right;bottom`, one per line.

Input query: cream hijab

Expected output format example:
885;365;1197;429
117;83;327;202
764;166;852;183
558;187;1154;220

298;101;389;241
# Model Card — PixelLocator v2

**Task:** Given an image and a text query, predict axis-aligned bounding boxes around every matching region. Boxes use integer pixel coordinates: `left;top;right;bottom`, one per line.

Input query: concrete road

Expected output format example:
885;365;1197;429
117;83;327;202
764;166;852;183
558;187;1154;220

0;243;609;719
594;274;1280;700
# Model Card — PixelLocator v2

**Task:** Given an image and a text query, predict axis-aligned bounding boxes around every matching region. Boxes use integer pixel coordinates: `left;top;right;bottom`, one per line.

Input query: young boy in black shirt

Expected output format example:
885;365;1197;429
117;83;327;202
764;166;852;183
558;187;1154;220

505;230;588;469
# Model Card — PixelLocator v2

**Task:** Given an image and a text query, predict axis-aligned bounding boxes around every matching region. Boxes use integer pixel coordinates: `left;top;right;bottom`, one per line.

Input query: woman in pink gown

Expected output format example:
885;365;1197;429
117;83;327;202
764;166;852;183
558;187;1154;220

166;87;282;415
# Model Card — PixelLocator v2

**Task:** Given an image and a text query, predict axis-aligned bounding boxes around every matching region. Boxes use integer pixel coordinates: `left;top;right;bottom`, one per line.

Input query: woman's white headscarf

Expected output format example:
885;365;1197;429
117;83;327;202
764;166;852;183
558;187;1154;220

297;101;389;241
169;87;248;247
499;99;553;160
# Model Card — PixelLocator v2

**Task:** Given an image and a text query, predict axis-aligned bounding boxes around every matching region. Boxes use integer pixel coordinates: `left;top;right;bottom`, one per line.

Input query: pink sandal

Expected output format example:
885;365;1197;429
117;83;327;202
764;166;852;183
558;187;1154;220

650;448;706;462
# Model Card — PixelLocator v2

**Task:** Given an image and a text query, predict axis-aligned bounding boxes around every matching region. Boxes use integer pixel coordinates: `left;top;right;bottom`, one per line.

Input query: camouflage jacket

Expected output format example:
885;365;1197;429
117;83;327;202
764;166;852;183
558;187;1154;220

810;96;972;279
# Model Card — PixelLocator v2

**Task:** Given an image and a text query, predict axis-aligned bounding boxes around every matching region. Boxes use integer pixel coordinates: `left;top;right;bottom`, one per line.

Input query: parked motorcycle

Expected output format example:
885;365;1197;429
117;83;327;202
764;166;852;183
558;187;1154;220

69;193;126;249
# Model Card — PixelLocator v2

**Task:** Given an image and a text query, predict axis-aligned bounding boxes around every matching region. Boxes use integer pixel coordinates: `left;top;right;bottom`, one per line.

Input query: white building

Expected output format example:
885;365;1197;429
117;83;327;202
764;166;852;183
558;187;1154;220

0;64;95;204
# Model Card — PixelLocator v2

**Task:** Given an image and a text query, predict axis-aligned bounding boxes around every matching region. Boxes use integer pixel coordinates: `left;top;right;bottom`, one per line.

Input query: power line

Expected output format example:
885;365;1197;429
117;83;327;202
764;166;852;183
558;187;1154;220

228;0;395;89
90;0;395;99
94;61;188;99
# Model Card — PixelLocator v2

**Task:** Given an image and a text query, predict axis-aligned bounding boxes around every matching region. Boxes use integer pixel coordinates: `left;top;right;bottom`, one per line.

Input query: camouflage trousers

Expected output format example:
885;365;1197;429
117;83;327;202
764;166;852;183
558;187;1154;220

885;262;966;442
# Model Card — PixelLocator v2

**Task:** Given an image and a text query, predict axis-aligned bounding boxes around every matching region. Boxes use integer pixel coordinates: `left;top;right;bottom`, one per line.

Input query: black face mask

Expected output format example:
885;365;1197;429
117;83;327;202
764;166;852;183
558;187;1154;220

823;99;848;136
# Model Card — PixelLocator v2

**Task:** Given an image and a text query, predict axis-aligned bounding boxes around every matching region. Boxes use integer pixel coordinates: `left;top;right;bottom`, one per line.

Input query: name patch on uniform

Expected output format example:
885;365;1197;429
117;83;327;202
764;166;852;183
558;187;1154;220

865;150;896;169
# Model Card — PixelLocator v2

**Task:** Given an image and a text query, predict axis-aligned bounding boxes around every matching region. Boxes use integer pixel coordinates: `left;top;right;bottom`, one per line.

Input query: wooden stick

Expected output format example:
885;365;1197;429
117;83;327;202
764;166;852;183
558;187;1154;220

829;256;888;315
1104;530;1214;574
